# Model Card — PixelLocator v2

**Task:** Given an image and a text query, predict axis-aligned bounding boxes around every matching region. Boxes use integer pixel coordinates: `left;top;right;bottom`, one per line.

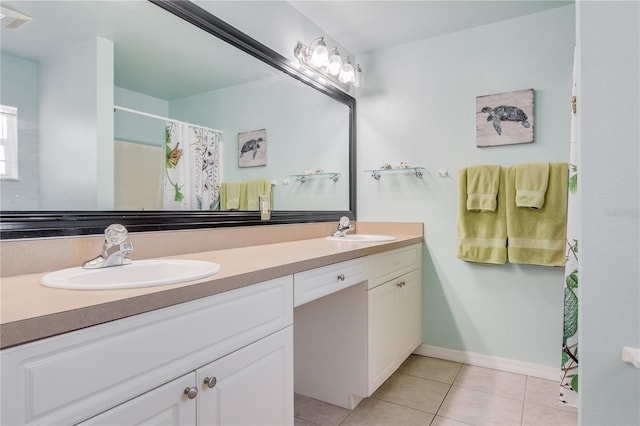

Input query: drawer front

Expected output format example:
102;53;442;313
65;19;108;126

0;276;293;426
294;258;366;306
366;244;421;290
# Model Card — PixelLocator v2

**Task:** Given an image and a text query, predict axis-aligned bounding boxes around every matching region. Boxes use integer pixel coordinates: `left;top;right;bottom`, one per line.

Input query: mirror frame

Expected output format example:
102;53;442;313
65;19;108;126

0;0;356;240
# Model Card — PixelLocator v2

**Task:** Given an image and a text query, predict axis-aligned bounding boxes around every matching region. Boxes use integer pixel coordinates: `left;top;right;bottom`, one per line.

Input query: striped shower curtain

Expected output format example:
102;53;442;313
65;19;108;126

560;48;579;407
163;122;222;211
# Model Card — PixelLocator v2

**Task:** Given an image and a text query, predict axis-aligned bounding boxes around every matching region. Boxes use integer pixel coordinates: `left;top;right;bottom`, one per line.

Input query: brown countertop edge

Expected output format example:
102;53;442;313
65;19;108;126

1;235;422;349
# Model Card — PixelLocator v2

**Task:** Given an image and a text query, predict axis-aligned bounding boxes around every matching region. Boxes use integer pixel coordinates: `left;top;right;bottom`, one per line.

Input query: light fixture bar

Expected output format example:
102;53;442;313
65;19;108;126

294;37;362;91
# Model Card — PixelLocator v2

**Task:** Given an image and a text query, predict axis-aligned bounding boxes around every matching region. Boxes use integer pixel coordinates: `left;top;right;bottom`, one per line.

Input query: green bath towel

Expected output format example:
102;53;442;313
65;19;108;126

515;162;550;209
456;167;507;264
466;165;501;212
506;163;568;266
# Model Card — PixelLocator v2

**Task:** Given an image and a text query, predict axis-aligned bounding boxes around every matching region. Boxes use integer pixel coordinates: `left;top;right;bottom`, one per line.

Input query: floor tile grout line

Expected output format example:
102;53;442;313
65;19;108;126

369;393;441;416
427;361;464;425
520;375;529;425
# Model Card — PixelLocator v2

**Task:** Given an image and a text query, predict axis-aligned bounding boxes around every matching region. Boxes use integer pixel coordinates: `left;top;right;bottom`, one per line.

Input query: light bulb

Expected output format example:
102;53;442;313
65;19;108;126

310;38;329;68
354;65;363;88
339;57;355;84
328;50;342;76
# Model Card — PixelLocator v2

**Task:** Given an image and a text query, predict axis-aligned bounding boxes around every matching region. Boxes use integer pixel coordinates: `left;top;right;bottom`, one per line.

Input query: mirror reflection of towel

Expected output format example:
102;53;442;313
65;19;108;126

220;181;244;210
247;179;272;210
220;180;271;211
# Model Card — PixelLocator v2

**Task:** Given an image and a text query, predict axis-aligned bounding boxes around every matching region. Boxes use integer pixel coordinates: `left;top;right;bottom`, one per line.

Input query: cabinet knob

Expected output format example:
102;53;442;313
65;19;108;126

396;281;406;288
204;376;217;389
184;386;198;399
337;274;345;282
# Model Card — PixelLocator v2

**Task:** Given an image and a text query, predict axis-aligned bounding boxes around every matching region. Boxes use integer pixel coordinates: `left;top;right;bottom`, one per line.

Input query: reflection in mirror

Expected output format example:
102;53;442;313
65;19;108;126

0;0;351;215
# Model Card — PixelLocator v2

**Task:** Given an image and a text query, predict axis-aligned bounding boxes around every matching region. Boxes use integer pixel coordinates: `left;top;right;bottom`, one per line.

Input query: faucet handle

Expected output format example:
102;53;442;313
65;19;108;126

104;224;128;247
339;216;350;228
119;242;134;255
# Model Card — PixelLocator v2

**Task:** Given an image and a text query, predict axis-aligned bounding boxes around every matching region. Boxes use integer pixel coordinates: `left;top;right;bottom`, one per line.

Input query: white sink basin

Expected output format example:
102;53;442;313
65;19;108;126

326;234;396;243
41;259;221;290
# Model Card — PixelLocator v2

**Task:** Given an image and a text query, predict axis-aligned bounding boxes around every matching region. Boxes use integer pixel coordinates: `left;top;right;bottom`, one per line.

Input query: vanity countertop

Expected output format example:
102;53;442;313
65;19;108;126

0;233;422;349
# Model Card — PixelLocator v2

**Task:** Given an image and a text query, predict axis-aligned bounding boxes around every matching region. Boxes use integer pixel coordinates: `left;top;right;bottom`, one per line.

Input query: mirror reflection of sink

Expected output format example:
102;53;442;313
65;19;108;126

326;234;396;242
41;259;221;290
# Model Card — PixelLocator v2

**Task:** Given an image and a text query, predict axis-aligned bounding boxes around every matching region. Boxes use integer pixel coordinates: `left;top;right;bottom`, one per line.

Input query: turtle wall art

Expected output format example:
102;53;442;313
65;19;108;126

476;88;534;147
238;128;267;167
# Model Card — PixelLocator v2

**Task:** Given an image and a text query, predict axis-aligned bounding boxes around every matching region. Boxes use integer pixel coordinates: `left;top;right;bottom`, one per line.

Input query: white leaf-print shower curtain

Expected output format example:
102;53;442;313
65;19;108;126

560;47;579;407
163;122;221;210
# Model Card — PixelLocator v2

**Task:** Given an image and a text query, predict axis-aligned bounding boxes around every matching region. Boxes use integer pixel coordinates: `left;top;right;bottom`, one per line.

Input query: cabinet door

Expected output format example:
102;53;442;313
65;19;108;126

368;278;400;393
197;326;294;426
368;269;422;395
396;269;422;360
79;374;196;426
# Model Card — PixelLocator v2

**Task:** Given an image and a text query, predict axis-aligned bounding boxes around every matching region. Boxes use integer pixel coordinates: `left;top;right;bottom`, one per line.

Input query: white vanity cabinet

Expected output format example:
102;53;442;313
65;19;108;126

367;244;423;394
1;276;293;426
294;244;422;409
80;327;293;426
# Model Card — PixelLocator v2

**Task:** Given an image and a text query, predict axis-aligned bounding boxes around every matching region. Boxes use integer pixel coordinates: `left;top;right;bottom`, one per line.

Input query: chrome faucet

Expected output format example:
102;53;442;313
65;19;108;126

332;216;355;237
83;224;134;269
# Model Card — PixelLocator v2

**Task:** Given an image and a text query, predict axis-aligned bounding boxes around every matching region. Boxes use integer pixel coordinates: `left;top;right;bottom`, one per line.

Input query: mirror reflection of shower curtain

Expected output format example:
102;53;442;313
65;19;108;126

560;47;579;408
163;122;221;210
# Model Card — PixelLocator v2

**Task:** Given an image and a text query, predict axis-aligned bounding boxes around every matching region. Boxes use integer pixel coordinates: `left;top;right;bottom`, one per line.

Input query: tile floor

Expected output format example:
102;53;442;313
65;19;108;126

294;355;577;426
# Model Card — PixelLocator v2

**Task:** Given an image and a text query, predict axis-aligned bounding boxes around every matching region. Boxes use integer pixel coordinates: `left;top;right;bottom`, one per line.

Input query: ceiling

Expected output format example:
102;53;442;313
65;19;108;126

0;1;277;101
1;1;573;100
288;1;574;55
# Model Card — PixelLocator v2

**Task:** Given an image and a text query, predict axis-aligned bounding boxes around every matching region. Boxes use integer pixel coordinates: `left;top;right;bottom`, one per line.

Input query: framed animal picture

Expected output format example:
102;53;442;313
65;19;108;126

238;129;267;167
476;88;534;147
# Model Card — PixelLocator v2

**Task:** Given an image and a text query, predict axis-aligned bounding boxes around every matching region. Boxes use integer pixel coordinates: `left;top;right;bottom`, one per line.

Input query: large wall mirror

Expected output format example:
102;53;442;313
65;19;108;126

0;0;356;239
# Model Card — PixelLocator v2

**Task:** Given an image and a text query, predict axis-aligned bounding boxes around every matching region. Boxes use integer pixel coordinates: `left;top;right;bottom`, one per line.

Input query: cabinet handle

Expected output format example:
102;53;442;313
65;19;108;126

204;376;217;389
396;281;406;288
184;387;198;399
337;274;345;282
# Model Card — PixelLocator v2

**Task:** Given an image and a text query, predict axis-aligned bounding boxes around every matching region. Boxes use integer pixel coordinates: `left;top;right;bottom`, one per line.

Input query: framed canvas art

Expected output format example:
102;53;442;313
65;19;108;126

476;88;534;147
238;129;267;167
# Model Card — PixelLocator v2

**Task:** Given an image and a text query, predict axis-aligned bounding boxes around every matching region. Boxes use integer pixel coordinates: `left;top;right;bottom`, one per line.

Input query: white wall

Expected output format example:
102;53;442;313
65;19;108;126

578;1;640;425
357;6;575;367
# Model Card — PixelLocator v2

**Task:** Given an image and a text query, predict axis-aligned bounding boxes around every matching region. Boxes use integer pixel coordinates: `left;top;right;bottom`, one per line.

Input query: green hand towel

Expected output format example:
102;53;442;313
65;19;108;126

466;165;501;212
457;167;507;264
515;162;550;209
224;181;243;210
506;163;568;266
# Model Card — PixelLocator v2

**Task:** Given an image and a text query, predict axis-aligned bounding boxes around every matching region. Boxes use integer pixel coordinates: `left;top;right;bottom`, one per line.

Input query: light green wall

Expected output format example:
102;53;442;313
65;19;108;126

38;37;114;210
169;76;350;211
578;1;639;424
357;6;575;367
0;53;39;210
114;87;168;146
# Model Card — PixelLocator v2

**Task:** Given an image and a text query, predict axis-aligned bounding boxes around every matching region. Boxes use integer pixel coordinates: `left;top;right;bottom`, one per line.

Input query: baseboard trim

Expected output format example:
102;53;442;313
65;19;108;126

414;344;559;380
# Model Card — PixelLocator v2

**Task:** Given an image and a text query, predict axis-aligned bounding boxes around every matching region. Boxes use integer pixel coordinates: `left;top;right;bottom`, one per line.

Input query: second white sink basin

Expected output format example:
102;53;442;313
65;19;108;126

41;259;221;290
326;234;396;242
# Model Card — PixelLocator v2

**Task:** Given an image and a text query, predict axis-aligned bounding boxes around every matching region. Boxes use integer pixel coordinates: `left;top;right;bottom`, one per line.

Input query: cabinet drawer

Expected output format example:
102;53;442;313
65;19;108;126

294;258;366;306
366;244;421;290
0;276;293;426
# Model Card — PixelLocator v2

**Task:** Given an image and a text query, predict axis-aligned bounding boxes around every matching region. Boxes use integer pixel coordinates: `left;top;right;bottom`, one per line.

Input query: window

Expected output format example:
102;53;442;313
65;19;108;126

0;105;18;180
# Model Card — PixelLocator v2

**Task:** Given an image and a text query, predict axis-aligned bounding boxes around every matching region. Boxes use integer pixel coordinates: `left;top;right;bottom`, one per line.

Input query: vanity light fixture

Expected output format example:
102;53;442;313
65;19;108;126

294;37;363;89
